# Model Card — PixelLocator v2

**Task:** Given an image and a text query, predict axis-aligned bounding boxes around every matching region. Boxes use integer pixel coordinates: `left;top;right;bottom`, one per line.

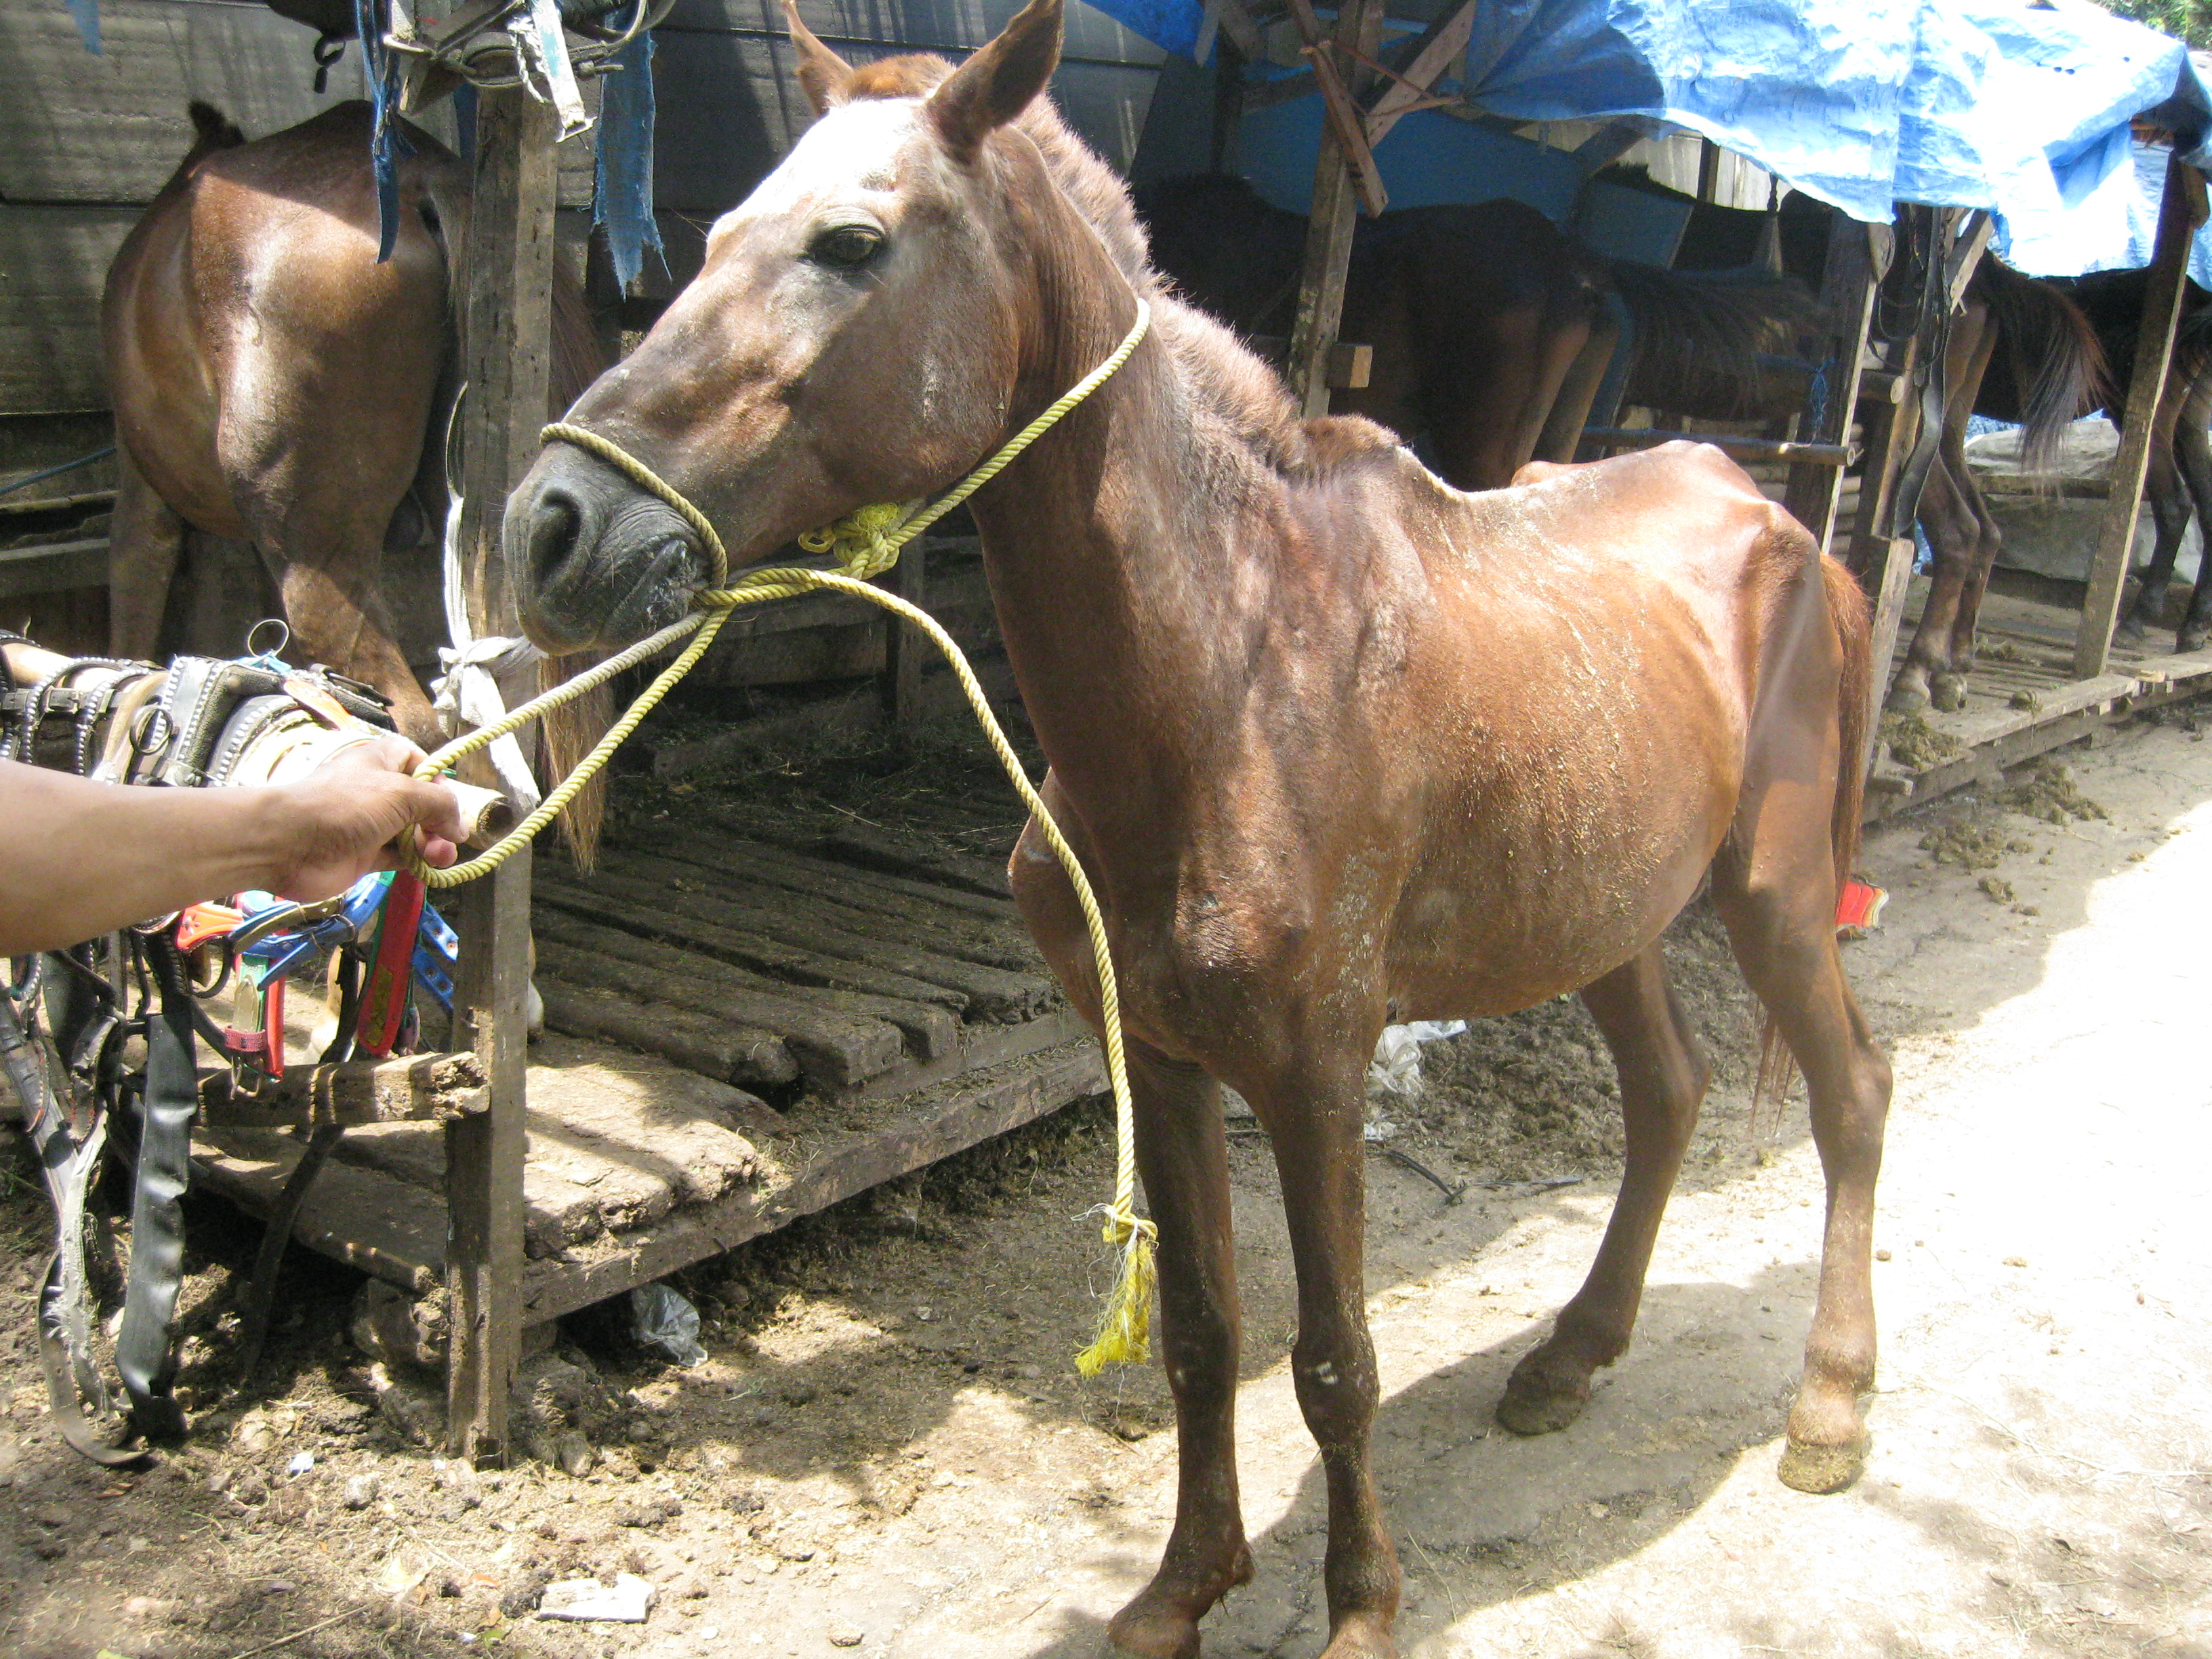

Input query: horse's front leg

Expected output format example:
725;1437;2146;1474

1250;1056;1400;1659
1107;1044;1252;1659
2169;387;2212;653
1006;800;1252;1659
1498;942;1709;1434
107;447;187;661
1891;463;1975;712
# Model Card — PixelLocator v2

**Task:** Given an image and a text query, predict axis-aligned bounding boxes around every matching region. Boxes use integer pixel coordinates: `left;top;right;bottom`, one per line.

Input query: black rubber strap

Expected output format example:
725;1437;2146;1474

112;951;197;1443
36;1252;144;1467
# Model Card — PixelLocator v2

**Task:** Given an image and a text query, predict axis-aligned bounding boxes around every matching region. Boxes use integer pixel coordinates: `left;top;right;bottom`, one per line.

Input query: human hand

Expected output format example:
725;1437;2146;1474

265;736;468;901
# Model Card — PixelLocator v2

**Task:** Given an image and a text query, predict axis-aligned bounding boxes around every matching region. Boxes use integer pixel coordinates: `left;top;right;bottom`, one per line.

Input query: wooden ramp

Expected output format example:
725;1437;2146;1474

190;813;1103;1331
1870;577;2212;819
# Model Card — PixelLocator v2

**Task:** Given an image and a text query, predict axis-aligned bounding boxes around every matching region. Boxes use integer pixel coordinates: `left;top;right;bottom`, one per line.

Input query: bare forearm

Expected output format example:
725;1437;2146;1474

0;760;309;955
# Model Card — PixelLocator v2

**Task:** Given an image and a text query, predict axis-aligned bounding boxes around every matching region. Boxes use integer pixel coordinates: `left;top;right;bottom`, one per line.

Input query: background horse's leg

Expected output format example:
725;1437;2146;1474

2118;415;2188;642
1891;458;1978;711
2169;371;2212;651
106;446;187;662
1106;1044;1252;1659
1938;436;2004;705
1496;941;1711;1435
1251;1058;1399;1659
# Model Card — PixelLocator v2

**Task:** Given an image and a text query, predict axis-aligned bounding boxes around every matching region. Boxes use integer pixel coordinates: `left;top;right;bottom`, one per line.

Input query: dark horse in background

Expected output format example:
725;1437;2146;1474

2060;268;2212;653
102;101;612;840
511;1;1893;1651
1886;257;2108;711
1135;173;1826;491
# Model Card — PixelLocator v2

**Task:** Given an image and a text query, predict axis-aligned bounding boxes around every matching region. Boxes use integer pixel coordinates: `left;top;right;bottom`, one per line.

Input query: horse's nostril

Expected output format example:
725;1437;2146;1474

527;489;584;591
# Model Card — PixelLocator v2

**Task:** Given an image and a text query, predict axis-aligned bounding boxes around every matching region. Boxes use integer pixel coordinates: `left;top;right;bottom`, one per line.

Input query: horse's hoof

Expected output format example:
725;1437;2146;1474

1317;1613;1401;1659
1929;674;1967;713
2179;628;2208;655
1105;1606;1201;1659
2116;614;2148;643
1495;1347;1593;1436
1884;681;1930;714
1778;1433;1868;1494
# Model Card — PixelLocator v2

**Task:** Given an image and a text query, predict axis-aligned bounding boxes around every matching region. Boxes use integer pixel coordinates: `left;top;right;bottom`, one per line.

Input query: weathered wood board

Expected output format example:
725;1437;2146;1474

0;208;136;413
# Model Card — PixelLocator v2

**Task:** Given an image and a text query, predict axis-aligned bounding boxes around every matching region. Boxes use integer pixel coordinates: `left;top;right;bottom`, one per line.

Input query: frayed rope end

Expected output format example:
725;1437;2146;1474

1073;1214;1157;1378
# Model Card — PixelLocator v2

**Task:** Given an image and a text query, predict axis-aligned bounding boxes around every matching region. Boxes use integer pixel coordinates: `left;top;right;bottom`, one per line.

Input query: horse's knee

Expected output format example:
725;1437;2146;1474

1292;1336;1379;1452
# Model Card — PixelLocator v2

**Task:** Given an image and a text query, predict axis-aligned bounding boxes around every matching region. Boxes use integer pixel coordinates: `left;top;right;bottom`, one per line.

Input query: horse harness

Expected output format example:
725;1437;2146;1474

1;635;458;1463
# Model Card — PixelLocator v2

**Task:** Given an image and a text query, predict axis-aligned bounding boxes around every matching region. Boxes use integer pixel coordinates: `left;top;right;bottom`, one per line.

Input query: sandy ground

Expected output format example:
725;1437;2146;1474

3;714;2209;1659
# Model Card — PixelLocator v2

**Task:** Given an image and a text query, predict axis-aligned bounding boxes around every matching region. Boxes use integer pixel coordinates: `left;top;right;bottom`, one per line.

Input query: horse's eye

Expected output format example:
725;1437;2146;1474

809;225;884;270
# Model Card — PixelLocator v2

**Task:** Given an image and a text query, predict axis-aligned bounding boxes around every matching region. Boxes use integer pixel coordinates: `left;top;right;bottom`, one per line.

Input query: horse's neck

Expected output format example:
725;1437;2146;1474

968;322;1265;846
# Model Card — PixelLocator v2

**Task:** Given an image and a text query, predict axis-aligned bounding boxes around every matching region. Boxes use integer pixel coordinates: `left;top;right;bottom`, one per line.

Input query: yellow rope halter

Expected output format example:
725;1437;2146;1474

407;302;1158;1376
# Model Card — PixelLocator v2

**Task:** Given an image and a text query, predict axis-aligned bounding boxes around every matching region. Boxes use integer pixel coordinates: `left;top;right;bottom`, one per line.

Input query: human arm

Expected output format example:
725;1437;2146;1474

0;737;466;956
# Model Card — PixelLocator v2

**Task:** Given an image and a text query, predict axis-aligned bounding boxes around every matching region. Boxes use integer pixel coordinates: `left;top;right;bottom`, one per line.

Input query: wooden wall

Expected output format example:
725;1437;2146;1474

0;0;1162;416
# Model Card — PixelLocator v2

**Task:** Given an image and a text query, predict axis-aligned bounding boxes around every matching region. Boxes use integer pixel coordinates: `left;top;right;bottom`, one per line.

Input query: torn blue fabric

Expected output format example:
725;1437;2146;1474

354;0;411;263
594;9;665;292
64;0;100;54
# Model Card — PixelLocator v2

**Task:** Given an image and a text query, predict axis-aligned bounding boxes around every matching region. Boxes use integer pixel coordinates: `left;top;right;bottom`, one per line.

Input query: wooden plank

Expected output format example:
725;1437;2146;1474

2076;152;2208;679
808;823;1015;899
539;861;1048;1019
194;1128;445;1296
531;928;920;1084
1784;219;1880;554
444;81;553;1469
533;871;996;1020
1580;429;1850;466
534;977;800;1090
1863;537;1917;765
518;1040;1107;1324
0;3;367;203
606;842;1030;972
197;1051;487;1129
1283;0;1380;418
1361;0;1477;148
615;830;1037;962
0;207;135;415
0;539;110;601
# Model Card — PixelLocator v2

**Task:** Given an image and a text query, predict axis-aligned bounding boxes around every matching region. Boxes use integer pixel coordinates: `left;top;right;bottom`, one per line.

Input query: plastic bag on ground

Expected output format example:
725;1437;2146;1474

1366;1021;1467;1101
630;1282;707;1366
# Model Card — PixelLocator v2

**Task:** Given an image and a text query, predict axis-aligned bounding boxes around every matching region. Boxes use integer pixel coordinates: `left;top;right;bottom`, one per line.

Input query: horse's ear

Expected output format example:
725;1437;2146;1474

926;0;1062;160
782;0;855;116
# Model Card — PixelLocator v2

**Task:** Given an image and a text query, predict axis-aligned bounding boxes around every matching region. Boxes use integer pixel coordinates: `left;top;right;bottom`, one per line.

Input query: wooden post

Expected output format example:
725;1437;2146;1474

1783;218;1882;555
1284;0;1380;418
444;84;556;1466
2074;152;2208;679
878;543;927;731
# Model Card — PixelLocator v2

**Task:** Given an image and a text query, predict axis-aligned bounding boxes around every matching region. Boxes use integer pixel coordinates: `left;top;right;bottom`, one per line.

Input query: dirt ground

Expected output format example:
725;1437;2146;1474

3;710;2210;1659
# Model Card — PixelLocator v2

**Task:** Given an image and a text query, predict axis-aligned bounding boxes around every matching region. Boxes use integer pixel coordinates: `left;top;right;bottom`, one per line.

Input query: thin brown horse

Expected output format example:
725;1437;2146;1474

508;4;1892;1654
103;100;610;835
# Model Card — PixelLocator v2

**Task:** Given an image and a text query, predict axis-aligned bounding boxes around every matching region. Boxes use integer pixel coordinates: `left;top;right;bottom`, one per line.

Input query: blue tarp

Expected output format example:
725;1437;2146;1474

1094;0;2211;274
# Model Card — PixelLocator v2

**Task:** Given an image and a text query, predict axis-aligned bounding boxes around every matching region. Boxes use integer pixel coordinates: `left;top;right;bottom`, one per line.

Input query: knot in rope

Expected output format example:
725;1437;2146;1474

796;499;922;579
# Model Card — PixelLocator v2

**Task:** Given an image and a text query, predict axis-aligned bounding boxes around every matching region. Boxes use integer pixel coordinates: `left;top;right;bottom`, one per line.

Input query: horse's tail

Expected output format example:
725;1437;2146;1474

1599;258;1829;403
1977;260;2106;472
1751;549;1873;1120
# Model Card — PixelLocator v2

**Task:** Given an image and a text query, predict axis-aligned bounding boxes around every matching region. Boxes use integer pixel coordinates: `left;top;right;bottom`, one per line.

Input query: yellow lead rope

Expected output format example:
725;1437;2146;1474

408;303;1156;1376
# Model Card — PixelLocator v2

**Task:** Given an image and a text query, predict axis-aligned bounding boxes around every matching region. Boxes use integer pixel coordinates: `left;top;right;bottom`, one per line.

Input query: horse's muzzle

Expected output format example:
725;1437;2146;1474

507;442;710;653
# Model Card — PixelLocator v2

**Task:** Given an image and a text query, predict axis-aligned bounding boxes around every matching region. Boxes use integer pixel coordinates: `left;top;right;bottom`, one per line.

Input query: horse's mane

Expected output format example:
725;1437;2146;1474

834;54;1348;480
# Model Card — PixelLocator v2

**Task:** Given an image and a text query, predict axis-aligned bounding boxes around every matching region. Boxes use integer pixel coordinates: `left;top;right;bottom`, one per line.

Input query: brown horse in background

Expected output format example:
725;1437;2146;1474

510;3;1893;1654
1887;259;2107;711
102;101;611;840
1136;172;1824;490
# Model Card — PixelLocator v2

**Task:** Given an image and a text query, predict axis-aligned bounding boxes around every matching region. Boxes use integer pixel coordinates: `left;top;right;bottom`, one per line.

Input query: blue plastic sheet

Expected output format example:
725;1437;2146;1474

1092;0;2211;271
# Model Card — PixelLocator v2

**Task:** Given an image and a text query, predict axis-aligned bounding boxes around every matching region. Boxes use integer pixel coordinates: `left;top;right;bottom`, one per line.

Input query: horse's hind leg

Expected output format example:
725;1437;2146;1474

107;445;186;661
1711;816;1893;1494
1497;941;1711;1435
